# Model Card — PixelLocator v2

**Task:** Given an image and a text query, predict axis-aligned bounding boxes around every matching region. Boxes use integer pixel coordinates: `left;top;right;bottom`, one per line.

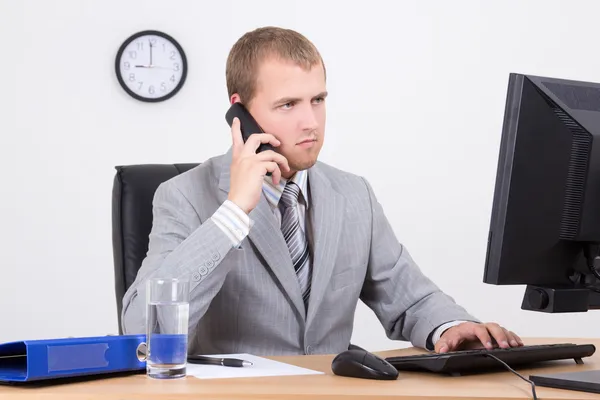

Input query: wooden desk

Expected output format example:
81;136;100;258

1;338;599;399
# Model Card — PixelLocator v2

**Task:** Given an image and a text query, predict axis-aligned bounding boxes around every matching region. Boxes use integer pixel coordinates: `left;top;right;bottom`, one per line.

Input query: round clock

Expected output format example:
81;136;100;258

115;30;188;102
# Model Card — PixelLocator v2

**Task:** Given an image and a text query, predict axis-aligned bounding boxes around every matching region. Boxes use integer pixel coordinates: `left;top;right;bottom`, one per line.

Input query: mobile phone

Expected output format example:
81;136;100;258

225;102;274;154
225;102;274;176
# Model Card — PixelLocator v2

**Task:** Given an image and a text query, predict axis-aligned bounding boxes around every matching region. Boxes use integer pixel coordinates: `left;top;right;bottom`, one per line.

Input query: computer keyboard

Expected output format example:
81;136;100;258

385;343;596;375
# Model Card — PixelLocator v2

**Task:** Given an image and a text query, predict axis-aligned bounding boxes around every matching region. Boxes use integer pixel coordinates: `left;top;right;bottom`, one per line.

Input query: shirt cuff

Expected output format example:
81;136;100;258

211;200;253;248
429;320;469;350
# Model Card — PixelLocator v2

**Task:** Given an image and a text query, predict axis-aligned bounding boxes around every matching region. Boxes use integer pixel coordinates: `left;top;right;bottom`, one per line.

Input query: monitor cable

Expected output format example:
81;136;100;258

483;354;538;400
583;243;600;281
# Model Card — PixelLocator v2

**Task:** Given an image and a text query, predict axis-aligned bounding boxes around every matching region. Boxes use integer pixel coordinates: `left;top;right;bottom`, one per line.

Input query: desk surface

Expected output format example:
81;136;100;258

1;337;599;399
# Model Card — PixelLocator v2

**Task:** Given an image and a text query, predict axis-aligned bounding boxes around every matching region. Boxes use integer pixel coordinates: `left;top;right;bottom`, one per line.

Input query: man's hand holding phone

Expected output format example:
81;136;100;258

228;117;290;215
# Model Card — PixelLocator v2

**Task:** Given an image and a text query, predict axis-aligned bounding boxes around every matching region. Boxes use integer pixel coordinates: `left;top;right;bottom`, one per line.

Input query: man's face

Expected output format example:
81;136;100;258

233;57;327;176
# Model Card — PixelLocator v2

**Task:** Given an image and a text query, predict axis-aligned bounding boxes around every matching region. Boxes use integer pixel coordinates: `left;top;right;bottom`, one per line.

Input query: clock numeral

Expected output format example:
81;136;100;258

163;43;167;52
124;62;130;70
170;51;176;60
170;75;176;83
137;42;144;51
128;51;137;59
138;81;143;90
173;63;180;71
161;82;167;92
129;73;135;82
149;85;155;95
150;38;157;45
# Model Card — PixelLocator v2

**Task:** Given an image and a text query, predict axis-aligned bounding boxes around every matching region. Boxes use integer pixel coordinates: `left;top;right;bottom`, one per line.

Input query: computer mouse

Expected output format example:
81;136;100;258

331;349;399;380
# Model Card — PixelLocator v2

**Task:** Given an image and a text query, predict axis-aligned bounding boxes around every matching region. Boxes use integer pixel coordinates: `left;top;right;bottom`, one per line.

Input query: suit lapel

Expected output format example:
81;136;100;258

247;198;307;319
217;149;306;320
306;164;346;327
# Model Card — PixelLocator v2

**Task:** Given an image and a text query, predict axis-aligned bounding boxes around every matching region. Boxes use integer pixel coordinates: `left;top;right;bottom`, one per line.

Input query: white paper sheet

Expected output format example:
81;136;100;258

186;353;324;379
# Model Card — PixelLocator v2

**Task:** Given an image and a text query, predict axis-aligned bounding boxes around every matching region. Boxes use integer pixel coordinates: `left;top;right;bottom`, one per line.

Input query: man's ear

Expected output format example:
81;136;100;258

230;93;241;105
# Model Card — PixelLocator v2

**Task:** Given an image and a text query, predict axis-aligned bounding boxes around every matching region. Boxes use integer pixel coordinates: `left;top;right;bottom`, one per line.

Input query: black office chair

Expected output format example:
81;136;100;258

111;163;199;333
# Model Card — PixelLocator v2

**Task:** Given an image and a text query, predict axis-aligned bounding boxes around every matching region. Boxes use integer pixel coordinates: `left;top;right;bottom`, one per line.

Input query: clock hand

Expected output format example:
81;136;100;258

145;65;174;70
149;39;153;66
134;64;175;71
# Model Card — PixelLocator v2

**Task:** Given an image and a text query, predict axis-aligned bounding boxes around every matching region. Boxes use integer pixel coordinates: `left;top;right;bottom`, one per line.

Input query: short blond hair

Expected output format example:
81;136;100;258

226;26;326;105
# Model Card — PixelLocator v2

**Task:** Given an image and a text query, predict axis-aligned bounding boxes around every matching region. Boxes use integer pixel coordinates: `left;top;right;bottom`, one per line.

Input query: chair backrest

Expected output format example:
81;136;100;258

111;163;199;333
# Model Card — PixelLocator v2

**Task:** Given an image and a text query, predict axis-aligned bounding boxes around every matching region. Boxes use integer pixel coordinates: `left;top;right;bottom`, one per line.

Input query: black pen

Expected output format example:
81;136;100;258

187;355;253;367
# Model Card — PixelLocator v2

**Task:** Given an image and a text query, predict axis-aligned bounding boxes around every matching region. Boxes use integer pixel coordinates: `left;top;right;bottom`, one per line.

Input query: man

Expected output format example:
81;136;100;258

122;26;523;356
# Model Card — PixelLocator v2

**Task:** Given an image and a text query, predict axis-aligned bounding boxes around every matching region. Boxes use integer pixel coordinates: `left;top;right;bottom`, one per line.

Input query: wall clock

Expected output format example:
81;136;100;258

115;30;188;102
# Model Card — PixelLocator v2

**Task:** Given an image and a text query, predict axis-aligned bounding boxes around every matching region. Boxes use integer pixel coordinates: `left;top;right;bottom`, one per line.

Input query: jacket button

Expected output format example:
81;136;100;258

305;345;313;355
199;266;209;276
192;272;201;282
211;252;220;261
205;259;215;268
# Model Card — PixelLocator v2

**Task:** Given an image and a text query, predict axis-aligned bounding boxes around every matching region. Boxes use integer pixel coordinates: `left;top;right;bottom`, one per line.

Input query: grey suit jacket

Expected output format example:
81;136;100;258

121;149;477;355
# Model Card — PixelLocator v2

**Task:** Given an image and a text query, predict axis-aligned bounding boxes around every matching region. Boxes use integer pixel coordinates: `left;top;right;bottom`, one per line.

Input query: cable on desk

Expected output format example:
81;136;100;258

484;354;538;400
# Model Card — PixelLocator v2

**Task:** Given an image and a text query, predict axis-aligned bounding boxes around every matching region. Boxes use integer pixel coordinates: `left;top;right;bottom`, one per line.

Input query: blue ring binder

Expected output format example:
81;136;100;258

0;335;147;383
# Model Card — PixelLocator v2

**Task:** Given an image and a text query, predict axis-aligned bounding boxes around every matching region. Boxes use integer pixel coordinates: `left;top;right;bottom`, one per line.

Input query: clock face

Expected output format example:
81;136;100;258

115;30;188;102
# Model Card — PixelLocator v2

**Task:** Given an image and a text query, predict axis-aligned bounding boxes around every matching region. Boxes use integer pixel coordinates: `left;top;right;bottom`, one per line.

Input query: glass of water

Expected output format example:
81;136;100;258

145;278;190;379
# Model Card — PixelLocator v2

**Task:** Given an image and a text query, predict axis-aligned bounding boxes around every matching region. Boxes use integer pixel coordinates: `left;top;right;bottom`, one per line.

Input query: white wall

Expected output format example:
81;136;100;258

1;0;599;350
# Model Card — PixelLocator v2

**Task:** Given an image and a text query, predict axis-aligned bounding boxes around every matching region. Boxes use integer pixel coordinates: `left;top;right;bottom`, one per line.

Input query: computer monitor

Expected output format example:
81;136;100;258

484;72;600;313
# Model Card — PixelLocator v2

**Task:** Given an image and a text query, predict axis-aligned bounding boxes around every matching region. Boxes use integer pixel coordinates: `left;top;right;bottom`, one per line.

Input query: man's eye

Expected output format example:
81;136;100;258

313;97;324;104
281;102;294;109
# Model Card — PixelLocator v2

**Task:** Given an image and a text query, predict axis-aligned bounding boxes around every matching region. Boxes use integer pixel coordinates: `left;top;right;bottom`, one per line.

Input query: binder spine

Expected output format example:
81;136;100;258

0;335;146;382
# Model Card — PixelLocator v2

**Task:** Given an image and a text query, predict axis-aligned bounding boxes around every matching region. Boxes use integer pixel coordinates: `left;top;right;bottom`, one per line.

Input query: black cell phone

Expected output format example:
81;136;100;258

225;102;274;154
226;102;274;176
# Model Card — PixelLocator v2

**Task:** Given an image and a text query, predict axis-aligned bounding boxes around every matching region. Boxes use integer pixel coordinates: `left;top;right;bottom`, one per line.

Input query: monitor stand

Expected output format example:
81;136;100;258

522;280;600;394
530;370;600;394
521;285;600;313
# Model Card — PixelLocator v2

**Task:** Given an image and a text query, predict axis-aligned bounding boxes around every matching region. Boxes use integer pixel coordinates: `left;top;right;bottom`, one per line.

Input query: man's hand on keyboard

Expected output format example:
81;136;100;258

434;322;524;354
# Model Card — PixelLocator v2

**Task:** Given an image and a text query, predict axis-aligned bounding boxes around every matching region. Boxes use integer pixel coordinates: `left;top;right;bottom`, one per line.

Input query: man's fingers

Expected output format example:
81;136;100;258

257;150;290;172
243;133;281;155
446;336;465;352
435;332;463;353
486;323;510;348
513;331;524;346
231;118;244;156
505;330;523;347
472;324;494;350
435;338;450;353
435;323;523;355
263;162;281;185
269;163;282;186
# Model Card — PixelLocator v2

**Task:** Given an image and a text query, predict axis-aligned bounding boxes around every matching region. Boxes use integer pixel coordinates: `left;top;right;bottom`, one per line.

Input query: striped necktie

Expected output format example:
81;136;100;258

280;181;311;311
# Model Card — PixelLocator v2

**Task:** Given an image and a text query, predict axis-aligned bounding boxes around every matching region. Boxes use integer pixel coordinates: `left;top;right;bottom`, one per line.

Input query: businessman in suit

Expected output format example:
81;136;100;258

121;26;523;356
